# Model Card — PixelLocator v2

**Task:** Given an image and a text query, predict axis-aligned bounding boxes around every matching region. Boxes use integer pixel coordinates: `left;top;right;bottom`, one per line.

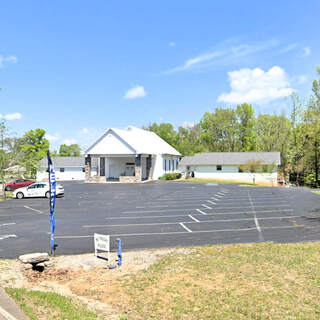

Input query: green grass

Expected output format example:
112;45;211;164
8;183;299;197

312;190;320;195
120;242;320;320
184;178;261;186
0;191;13;201
5;288;98;320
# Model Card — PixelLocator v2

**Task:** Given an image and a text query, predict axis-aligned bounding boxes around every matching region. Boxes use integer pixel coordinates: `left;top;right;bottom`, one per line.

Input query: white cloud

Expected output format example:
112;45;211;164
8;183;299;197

298;75;307;84
218;66;294;104
165;39;279;73
1;112;22;120
278;43;297;54
80;127;89;134
124;85;146;99
303;47;311;56
181;122;195;129
169;42;176;47
0;55;18;68
45;133;60;142
63;138;77;145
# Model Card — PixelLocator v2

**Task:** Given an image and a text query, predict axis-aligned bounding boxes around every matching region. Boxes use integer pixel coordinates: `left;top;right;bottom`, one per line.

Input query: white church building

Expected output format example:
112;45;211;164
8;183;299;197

84;126;181;182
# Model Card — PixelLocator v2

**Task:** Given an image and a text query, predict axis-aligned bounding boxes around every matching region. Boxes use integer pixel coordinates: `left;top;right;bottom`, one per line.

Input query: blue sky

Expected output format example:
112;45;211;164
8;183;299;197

0;1;319;150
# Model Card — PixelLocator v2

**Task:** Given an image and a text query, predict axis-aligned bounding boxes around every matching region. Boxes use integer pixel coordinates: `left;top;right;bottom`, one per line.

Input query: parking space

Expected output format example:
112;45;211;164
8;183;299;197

0;181;320;258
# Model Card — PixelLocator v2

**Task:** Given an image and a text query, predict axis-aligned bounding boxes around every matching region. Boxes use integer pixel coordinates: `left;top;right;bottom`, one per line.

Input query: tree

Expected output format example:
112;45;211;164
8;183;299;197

144;123;180;152
200;108;239;152
20;129;49;178
255;113;292;177
59;144;82;156
0;120;10;195
177;124;207;156
236;103;256;151
301;70;320;187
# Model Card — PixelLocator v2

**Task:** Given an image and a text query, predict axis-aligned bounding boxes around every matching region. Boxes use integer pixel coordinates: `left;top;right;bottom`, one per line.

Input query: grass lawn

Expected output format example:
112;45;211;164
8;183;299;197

183;178;263;186
5;288;98;320
0;191;13;201
120;243;320;319
312;190;320;195
5;242;320;320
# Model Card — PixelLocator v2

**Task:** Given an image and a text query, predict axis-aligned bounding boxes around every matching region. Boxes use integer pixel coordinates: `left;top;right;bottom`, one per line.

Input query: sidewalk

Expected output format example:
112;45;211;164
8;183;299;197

0;287;28;320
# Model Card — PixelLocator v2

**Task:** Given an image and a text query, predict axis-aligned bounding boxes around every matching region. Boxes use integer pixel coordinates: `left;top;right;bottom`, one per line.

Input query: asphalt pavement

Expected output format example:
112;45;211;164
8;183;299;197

0;181;320;259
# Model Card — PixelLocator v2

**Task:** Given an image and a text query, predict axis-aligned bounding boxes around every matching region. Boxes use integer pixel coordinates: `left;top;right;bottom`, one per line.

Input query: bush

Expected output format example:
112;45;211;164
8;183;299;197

159;173;181;180
305;173;316;187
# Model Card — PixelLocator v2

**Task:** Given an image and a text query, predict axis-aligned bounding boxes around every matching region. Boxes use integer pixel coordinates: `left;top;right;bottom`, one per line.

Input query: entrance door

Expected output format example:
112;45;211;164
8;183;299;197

125;163;135;176
100;157;105;176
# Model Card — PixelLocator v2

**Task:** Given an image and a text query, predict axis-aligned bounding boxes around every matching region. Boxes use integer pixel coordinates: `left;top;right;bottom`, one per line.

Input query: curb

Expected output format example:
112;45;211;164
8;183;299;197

0;287;28;320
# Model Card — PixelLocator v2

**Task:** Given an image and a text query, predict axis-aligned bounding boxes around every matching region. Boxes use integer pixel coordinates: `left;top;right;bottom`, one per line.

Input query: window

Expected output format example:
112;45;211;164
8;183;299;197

164;159;167;171
216;165;222;171
28;184;37;189
169;159;171;171
60;168;65;172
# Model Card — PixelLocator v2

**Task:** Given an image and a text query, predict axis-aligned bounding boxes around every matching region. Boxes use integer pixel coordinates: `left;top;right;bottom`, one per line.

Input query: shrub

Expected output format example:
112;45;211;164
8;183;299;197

159;173;181;180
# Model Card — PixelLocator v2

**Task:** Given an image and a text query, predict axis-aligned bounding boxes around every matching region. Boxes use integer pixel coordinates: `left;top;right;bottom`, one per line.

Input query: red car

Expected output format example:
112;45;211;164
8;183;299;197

5;179;34;191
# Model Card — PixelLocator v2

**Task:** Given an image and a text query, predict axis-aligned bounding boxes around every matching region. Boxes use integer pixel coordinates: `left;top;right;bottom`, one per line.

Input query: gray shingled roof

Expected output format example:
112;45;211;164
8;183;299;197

179;152;281;166
39;157;98;168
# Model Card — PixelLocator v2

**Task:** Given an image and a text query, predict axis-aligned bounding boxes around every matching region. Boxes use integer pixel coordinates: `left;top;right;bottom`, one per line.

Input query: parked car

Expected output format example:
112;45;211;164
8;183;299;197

13;182;64;199
5;179;34;191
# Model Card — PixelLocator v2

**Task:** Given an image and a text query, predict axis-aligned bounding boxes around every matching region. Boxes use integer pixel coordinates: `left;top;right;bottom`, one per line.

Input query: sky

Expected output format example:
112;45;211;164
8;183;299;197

0;1;319;150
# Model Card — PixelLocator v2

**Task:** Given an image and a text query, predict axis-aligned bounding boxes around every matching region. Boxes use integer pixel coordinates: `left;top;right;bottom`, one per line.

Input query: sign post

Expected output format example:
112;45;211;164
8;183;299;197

47;151;56;256
94;233;110;262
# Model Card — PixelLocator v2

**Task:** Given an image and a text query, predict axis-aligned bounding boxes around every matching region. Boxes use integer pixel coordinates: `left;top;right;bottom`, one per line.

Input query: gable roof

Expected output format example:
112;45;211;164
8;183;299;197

179;152;281;166
85;126;181;156
39;157;98;168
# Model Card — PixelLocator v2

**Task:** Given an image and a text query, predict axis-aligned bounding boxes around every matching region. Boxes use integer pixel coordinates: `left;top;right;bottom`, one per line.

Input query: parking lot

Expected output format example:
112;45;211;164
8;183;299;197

0;181;320;258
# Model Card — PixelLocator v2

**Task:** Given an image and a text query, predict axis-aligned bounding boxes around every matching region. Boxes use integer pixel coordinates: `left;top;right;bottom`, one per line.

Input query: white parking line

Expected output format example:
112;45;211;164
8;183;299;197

188;214;200;222
180;223;192;233
217;192;225;196
104;208;294;220
211;197;220;201
122;204;290;214
202;204;212;209
24;205;43;214
207;200;216;205
0;223;16;227
0;305;18;320
248;191;264;242
196;209;207;215
56;224;312;239
0;234;17;240
83;215;301;228
215;194;223;198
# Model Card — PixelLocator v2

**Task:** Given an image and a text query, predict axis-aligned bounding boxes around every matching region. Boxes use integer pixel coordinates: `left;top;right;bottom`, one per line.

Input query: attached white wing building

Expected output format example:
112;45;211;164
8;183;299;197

37;157;98;181
84;126;181;182
179;152;281;186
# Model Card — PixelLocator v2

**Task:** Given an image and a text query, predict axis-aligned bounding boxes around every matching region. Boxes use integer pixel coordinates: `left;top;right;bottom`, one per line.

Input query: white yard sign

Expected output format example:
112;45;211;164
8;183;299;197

94;233;110;261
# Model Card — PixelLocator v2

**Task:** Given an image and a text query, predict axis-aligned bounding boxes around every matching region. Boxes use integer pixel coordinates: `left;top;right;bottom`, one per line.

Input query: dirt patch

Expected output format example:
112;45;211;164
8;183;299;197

2;248;192;319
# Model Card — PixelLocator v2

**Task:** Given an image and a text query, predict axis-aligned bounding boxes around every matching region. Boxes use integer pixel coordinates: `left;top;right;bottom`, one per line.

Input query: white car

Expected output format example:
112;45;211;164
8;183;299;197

13;182;64;199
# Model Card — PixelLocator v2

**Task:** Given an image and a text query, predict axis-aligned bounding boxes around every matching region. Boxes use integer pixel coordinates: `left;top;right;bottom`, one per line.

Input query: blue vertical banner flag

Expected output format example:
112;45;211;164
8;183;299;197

47;151;56;255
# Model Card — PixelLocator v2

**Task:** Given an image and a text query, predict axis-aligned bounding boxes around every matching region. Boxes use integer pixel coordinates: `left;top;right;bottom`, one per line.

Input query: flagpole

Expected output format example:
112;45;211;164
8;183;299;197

47;151;53;255
47;151;56;256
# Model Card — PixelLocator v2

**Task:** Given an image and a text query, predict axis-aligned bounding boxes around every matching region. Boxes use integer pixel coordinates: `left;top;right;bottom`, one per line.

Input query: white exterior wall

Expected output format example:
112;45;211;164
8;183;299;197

178;164;278;185
150;154;180;179
107;157;135;178
37;166;98;181
152;154;164;180
88;132;135;155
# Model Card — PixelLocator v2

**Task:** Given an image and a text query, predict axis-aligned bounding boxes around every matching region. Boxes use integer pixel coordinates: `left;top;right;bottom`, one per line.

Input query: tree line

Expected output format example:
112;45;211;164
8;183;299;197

1;67;319;188
0;125;81;187
145;67;320;187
